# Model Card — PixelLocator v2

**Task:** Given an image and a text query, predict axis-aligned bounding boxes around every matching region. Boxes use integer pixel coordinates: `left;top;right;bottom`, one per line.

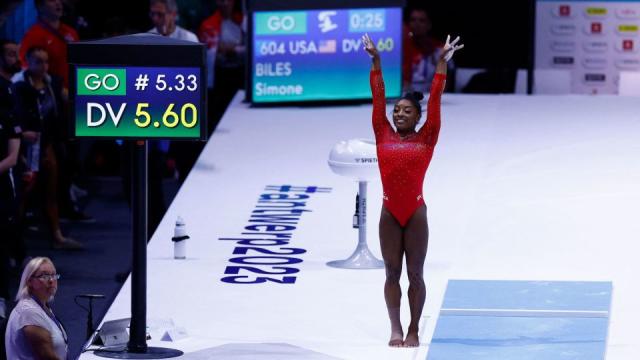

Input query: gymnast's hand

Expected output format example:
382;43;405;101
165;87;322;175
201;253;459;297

363;33;381;70
440;35;464;63
362;33;379;59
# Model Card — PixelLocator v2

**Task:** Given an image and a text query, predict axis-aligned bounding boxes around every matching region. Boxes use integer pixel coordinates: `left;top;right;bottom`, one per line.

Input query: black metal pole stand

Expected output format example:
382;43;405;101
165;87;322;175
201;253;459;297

95;141;182;358
129;139;149;353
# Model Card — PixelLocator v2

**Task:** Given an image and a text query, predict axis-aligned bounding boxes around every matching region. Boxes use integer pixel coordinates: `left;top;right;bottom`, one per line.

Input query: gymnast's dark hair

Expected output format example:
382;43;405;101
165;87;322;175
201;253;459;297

399;91;424;114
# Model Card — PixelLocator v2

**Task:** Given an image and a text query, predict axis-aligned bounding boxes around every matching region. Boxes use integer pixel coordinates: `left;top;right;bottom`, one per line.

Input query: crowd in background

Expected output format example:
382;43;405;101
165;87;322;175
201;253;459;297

0;0;461;351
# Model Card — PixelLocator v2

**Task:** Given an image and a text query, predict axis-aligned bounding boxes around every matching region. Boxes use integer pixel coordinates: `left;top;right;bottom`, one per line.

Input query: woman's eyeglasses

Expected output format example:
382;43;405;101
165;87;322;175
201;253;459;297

32;273;61;281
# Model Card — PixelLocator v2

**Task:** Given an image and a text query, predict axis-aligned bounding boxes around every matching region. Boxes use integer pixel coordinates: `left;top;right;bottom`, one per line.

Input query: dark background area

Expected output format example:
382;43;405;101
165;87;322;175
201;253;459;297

409;1;533;69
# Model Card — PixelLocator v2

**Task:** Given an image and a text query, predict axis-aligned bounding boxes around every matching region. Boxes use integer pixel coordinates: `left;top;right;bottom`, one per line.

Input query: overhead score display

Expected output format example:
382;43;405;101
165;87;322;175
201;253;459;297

251;7;402;103
74;66;202;138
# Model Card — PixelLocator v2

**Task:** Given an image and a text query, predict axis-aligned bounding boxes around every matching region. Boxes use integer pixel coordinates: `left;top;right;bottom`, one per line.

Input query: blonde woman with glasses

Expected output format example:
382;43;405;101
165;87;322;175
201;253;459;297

5;257;68;359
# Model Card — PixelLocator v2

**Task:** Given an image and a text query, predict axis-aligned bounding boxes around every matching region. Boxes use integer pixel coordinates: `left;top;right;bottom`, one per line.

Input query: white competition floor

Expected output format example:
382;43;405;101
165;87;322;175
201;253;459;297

81;92;640;360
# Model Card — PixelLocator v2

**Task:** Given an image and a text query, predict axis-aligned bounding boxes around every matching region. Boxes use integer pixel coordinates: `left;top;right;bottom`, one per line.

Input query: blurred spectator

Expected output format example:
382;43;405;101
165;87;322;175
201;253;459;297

1;39;22;321
199;0;245;125
199;0;245;93
19;0;79;90
1;40;21;131
403;7;454;93
18;0;92;225
148;0;198;41
5;257;68;360
12;46;83;250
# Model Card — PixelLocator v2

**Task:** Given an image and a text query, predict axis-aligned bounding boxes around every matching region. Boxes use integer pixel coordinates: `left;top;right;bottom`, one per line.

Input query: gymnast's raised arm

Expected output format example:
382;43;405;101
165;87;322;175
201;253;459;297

422;35;464;145
363;33;392;138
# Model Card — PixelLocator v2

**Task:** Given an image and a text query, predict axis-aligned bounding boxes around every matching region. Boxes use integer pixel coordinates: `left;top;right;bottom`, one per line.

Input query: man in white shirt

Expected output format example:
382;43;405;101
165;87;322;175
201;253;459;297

148;0;198;42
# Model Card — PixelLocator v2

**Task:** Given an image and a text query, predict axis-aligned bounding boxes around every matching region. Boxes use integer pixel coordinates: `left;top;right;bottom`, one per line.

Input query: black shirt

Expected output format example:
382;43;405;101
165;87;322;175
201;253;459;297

12;72;64;146
0;115;21;185
0;76;21;164
0;76;14;130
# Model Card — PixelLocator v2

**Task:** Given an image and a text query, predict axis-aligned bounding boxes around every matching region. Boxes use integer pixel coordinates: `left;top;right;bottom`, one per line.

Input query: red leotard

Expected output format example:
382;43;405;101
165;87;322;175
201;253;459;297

370;69;445;226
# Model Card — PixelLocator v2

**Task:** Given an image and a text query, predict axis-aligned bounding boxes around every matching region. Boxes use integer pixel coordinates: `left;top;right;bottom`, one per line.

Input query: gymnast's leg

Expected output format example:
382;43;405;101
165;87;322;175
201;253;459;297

379;206;405;347
402;204;428;347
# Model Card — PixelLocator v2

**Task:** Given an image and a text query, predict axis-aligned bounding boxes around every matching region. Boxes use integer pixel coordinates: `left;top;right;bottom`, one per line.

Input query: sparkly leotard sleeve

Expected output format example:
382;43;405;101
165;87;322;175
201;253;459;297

371;69;446;226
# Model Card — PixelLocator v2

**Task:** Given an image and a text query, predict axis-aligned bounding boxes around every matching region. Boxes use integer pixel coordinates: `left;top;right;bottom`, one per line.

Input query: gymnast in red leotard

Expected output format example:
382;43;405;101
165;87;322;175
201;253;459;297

362;33;463;348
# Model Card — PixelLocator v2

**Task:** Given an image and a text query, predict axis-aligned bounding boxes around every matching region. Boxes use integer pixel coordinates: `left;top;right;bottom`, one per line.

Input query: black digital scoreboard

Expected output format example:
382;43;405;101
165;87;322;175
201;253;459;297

69;34;207;140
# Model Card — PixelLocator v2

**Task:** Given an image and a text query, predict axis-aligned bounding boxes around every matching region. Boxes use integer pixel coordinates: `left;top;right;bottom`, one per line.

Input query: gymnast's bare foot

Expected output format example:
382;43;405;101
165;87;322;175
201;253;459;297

403;331;419;347
389;331;404;347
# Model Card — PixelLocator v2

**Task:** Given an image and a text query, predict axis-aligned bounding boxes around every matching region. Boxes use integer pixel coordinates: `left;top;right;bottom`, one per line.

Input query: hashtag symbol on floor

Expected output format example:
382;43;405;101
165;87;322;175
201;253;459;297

265;185;332;193
134;74;150;91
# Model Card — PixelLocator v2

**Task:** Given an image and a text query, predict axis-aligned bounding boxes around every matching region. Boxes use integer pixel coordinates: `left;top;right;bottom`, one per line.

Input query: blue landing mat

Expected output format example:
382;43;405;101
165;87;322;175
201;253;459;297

441;280;612;312
427;280;612;360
